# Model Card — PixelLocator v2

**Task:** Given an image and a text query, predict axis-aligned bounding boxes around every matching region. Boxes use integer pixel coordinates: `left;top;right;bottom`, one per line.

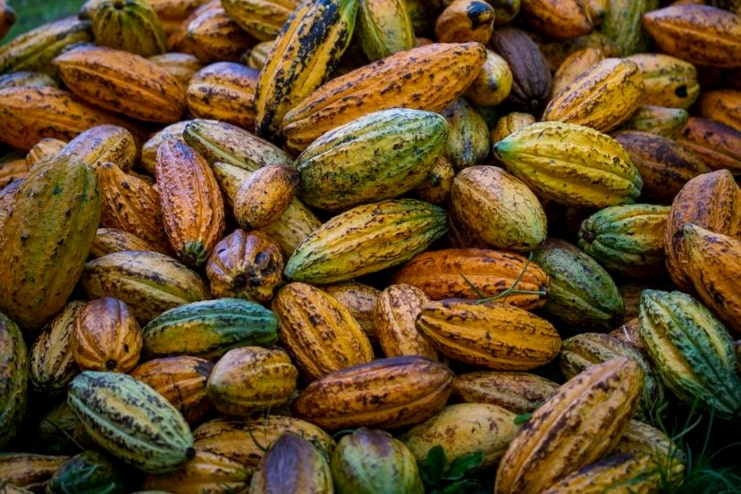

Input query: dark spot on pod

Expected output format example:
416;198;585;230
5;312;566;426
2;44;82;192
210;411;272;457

233;274;247;290
467;1;496;27
185;446;196;460
675;85;688;98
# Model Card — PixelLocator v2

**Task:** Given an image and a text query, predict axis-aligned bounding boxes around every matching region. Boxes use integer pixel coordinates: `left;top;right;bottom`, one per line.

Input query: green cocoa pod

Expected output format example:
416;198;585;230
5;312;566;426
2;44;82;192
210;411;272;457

67;371;196;473
532;238;624;334
639;289;741;419
331;428;424;494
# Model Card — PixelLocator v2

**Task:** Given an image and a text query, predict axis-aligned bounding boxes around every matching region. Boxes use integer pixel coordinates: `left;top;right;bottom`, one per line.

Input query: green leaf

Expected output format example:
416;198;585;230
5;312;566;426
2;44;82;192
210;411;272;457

443;451;484;481
419;445;447;485
441;479;487;494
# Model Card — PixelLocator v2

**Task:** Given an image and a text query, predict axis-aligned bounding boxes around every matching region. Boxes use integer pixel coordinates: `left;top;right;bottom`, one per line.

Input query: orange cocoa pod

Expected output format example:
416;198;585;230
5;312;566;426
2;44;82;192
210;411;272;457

664;169;741;291
72;296;143;373
204;229;285;304
271;281;374;382
391;248;549;310
155;138;226;267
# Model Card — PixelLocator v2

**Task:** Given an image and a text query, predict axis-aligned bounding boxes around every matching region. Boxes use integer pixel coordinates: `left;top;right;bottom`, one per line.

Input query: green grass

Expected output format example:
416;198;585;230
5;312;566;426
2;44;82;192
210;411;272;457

4;0;87;42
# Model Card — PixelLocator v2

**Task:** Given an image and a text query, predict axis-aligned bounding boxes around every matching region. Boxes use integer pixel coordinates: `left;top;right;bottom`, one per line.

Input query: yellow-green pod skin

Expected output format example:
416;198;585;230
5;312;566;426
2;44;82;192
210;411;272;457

356;0;416;61
296;107;448;212
254;0;359;142
578;203;670;278
90;0;167;57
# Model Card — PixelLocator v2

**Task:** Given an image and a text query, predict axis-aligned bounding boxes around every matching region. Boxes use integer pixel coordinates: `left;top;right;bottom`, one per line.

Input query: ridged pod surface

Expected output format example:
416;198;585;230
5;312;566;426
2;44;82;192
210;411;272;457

613;130;709;205
550;47;605;97
613;419;686;487
182;118;294;171
0;16;93;75
532;238;624;333
520;0;592;41
331;428;425;494
254;0;359;142
0;154;101;333
558;332;665;419
416;299;561;370
291;355;453;431
324;281;381;340
391;248;549;310
233;165;299;230
678;117;741;175
45;449;130;494
129;355;214;426
29;300;85;397
204;229;285;303
493;121;642;209
53;44;187;123
452;371;560;414
494;357;644;494
96;162;171;255
618;104;688;138
401;403;520;470
538;453;663;494
639;289;741;419
697;89;741;133
542;58;644;133
139;119;192;175
181;7;255;64
295;108;448;212
600;0;658;56
191;415;335;475
683;225;741;336
141;449;249;493
489;27;552;114
440;96;490;170
80;250;210;324
374;283;438;360
577;203;670;278
89;228;160;258
58;124;138;172
281;42;487;152
356;0;415;60
0;70;57;89
623;53;700;110
272;282;374;381
642;4;741;69
185;61;259;130
142;298;279;361
206;346;298;416
0;86;137;151
284;198;449;284
249;432;333;494
72;296;143;373
0;312;28;450
67;370;195;473
221;0;299;41
450;165;547;252
0;453;70;490
148;51;204;88
90;0;167;57
663;169;741;291
155;138;225;267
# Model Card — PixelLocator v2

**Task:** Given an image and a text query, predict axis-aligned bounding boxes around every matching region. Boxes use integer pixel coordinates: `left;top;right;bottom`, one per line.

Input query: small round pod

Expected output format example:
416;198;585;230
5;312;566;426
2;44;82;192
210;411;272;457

207;346;298;417
72;296;143;373
233;164;299;230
